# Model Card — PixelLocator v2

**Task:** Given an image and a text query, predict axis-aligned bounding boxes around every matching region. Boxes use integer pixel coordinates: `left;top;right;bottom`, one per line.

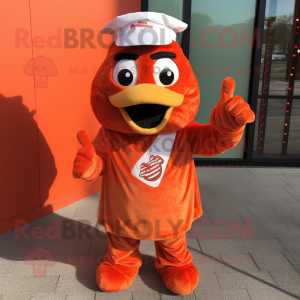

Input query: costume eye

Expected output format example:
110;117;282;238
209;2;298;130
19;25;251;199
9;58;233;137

113;59;138;87
153;58;179;87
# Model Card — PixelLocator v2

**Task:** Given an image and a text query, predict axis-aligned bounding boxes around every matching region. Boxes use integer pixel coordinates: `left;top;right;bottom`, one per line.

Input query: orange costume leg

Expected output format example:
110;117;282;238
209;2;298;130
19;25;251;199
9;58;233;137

155;233;199;295
96;232;142;292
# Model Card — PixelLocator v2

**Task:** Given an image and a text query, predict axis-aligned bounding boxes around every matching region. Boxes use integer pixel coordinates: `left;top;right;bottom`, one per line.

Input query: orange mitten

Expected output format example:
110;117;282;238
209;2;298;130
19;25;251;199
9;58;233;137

72;129;105;182
210;77;255;132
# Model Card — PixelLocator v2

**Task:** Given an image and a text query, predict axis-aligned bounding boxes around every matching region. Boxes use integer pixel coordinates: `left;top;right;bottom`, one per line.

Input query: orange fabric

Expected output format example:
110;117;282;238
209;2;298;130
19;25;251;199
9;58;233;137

96;262;139;292
160;263;199;295
92;127;202;240
154;233;199;294
104;232;142;268
96;232;198;294
96;232;141;292
155;233;192;271
91;116;247;240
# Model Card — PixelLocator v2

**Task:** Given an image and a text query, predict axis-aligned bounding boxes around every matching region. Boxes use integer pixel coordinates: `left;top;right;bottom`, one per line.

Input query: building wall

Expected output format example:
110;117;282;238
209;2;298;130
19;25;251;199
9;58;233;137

0;0;141;235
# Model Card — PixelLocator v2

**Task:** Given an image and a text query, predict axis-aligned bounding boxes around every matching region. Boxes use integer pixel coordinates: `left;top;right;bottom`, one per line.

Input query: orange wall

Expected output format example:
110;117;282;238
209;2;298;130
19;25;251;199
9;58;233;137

0;0;141;235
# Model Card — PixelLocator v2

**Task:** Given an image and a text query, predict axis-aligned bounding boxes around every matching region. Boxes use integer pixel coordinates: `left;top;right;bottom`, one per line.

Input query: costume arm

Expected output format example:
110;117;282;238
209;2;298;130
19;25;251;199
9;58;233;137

186;78;255;156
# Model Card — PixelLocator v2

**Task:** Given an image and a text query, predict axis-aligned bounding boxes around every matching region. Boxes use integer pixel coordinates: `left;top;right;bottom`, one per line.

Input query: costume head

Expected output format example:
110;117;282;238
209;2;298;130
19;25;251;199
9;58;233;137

91;12;200;135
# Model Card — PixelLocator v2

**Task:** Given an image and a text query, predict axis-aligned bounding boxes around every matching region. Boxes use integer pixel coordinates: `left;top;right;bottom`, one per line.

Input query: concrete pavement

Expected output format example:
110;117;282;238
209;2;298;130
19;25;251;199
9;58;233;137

0;166;299;299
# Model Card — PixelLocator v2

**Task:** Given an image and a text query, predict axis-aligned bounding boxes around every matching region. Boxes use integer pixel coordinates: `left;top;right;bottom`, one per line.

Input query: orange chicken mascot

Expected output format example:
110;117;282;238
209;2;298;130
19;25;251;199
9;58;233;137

72;12;255;295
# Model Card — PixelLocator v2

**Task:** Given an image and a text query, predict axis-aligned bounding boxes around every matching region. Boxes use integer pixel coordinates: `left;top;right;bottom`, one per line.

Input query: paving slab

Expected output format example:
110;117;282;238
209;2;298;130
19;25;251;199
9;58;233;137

95;291;132;299
270;269;300;289
31;293;67;300
247;286;300;300
0;275;59;294
55;274;98;294
194;273;220;290
133;290;161;300
0;294;32;300
194;288;251;300
67;292;96;300
216;270;277;289
251;252;298;272
161;293;195;300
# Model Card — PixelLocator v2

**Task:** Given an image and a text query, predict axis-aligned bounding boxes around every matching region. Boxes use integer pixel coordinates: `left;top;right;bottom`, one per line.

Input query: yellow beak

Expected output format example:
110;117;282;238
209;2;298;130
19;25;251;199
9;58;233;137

108;84;184;135
108;83;184;107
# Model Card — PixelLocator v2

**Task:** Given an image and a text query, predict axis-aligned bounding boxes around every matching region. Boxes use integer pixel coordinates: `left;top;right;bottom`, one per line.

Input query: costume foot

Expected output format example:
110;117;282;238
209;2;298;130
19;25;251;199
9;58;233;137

159;263;199;295
96;262;138;292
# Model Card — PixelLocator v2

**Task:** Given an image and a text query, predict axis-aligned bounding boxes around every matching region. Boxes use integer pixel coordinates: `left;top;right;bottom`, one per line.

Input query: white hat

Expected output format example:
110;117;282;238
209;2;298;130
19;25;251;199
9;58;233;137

101;12;188;47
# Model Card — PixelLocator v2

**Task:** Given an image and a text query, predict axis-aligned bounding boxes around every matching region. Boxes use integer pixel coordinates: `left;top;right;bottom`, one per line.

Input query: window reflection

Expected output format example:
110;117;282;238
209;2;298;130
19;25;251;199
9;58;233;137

254;98;300;158
253;99;287;158
258;0;296;96
189;0;256;159
287;100;300;157
149;0;183;45
255;0;300;159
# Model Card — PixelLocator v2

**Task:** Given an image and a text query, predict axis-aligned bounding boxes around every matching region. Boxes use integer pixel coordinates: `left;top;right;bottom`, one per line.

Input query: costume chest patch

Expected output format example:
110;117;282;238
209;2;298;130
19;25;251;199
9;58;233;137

132;132;177;187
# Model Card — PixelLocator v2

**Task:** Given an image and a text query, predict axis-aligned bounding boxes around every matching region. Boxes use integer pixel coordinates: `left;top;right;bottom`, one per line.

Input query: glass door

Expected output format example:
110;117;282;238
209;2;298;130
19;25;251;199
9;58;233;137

144;0;300;163
189;0;256;159
147;0;257;159
253;0;300;159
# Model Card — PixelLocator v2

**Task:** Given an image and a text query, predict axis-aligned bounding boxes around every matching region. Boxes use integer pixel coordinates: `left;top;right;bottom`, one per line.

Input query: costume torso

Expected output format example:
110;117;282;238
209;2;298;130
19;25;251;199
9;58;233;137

93;127;203;241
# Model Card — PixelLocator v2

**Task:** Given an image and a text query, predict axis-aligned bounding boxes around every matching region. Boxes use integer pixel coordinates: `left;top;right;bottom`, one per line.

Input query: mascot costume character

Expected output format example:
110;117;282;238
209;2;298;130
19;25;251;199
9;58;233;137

72;12;255;295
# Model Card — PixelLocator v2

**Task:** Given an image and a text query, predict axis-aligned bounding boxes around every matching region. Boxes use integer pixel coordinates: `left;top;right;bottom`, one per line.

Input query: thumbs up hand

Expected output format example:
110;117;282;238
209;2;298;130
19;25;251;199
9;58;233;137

73;129;104;180
210;77;255;132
